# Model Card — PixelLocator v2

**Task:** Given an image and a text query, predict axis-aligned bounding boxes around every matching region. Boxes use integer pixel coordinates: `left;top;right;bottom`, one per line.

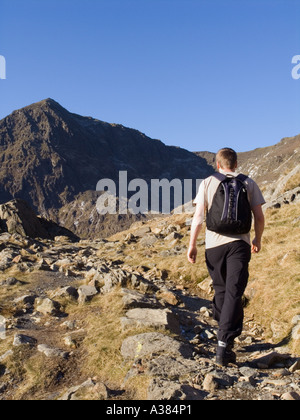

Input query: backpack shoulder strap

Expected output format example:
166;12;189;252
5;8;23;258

236;174;249;183
211;172;227;182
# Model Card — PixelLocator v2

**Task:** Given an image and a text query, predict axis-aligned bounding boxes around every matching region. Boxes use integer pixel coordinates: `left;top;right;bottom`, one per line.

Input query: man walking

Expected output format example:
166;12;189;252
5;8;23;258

188;148;265;366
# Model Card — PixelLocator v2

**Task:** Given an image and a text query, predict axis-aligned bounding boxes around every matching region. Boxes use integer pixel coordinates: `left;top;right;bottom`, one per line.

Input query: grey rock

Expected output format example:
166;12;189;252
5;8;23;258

203;373;219;392
204;370;236;389
121;332;194;360
0;350;13;362
37;344;69;359
239;366;258;380
78;285;98;305
148;378;206;401
121;288;160;310
35;298;61;316
59;378;108;401
146;355;199;379
121;308;180;334
51;286;78;300
13;334;37;347
252;352;290;369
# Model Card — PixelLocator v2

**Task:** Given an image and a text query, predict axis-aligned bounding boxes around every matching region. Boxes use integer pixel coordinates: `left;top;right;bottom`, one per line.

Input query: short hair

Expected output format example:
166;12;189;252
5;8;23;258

216;148;238;170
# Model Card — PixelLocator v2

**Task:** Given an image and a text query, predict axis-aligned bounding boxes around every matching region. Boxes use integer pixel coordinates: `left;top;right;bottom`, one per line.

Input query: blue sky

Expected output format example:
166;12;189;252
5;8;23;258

0;0;299;152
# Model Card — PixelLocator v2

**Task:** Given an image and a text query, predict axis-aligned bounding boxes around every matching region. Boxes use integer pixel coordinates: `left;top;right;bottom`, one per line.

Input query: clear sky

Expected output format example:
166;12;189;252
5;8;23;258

0;0;299;152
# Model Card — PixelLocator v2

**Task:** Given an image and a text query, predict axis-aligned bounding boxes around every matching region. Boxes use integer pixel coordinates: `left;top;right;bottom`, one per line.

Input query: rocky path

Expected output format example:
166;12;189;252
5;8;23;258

0;232;299;400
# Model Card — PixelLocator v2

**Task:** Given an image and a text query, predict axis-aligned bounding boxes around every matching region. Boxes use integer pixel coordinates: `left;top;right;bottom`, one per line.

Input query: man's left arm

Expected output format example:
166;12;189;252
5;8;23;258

252;204;265;253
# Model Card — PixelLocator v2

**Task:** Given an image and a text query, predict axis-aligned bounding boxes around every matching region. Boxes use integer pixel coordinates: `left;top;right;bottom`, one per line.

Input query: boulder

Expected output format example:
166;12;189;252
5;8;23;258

251;352;290;369
13;334;37;347
121;308;180;334
0;199;78;241
121;288;160;310
35;298;61;316
148;378;206;401
78;285;98;305
121;332;194;360
59;378;108;401
37;344;69;359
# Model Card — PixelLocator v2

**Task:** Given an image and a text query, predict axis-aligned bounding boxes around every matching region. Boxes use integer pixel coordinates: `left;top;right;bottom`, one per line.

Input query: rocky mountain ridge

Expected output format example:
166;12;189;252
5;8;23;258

0;99;213;238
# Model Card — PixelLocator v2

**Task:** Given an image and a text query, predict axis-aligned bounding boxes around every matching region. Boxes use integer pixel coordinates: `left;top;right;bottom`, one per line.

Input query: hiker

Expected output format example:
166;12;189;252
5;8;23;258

187;148;265;366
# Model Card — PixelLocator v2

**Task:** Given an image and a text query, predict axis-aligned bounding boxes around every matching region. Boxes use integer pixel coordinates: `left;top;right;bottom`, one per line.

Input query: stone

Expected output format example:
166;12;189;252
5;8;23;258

59;378;108;401
121;333;194;360
164;232;183;242
197;278;214;296
156;288;181;306
239;366;257;380
35;298;61;316
50;286;78;300
13;334;37;347
14;294;36;306
291;324;300;340
203;373;219;392
139;234;158;247
121;288;160;310
252;352;290;369
121;308;180;334
148;378;206;401
37;344;69;359
146;355;199;379
0;350;13;362
101;272;125;294
78;285;98;305
63;329;86;348
203;370;235;389
0;199;50;238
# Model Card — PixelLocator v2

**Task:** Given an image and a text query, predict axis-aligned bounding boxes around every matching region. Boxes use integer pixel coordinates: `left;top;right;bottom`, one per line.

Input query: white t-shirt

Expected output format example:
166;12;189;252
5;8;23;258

194;171;266;249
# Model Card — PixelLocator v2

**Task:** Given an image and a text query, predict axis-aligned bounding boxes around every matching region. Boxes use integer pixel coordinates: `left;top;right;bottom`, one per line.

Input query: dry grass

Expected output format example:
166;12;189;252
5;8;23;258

109;203;300;355
63;287;169;399
283;172;300;193
245;203;300;351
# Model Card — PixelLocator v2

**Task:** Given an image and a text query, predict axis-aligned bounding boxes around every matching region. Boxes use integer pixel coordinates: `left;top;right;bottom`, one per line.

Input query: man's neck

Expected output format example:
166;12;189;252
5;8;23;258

219;168;237;175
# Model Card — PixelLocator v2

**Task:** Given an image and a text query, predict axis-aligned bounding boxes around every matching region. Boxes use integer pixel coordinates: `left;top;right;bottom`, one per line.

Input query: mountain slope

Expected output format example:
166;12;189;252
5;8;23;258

196;134;300;200
0;99;214;237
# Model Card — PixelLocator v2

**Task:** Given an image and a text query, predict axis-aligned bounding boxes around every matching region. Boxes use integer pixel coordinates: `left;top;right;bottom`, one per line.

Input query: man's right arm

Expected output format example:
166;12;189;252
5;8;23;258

187;181;206;264
252;204;265;253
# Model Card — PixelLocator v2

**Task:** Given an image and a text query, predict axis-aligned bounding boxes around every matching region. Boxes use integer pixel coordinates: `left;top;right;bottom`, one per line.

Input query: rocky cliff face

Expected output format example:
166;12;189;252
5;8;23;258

0;99;214;237
0;199;78;241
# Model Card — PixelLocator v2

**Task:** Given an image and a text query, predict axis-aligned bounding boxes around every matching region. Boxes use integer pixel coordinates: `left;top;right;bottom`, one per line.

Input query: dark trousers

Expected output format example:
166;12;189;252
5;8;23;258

205;240;251;344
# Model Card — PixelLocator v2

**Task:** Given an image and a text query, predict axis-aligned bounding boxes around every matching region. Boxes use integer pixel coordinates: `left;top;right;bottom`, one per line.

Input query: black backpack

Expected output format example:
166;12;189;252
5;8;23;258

206;174;252;235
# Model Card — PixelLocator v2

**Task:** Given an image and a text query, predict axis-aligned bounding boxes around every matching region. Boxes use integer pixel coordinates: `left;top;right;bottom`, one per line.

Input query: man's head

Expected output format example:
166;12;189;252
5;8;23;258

216;148;238;172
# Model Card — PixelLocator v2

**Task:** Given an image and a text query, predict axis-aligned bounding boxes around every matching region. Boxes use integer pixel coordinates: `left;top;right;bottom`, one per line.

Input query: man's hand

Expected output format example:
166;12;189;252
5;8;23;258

252;205;264;254
187;246;198;264
252;238;261;254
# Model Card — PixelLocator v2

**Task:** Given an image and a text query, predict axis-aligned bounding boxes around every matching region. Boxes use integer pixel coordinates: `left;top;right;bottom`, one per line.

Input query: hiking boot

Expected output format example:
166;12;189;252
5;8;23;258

216;341;237;366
